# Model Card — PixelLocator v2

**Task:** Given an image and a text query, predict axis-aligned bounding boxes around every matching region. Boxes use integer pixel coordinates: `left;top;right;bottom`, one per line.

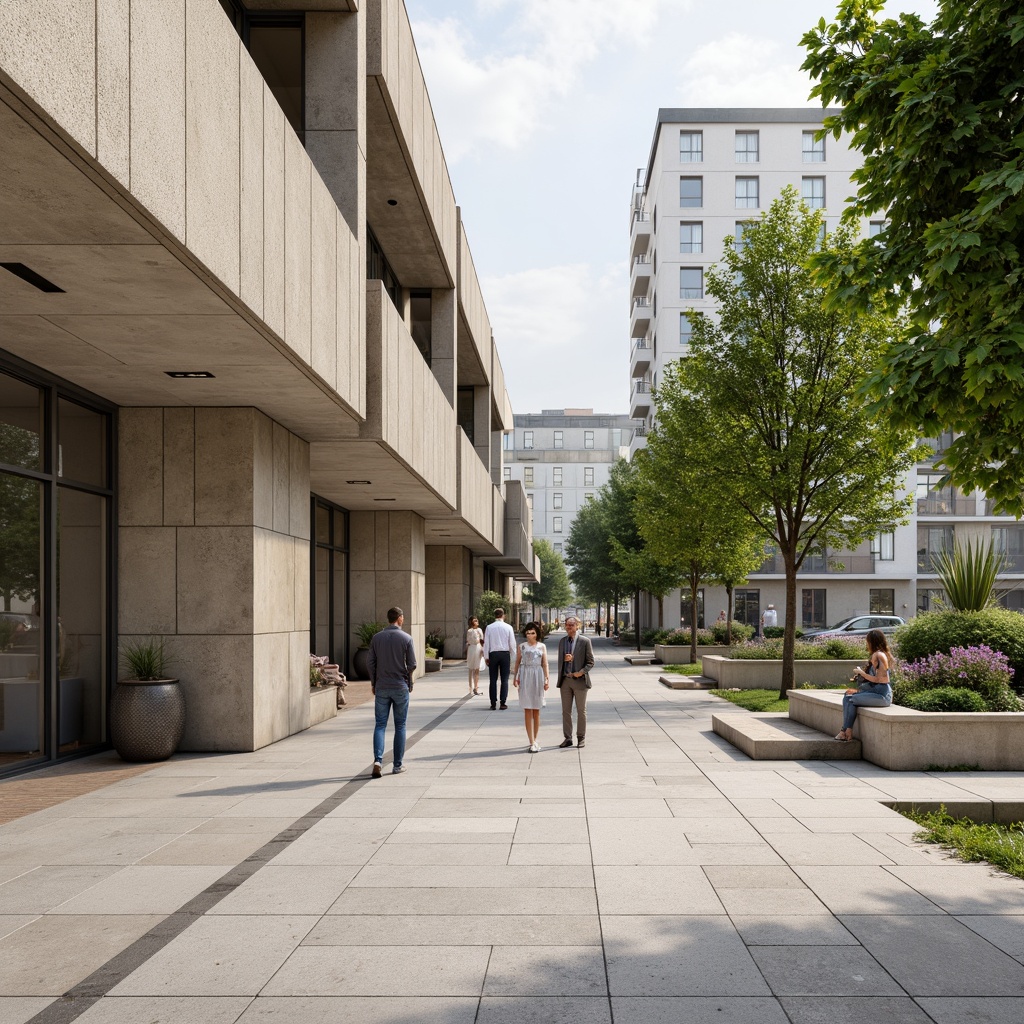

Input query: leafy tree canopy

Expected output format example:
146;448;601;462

802;0;1024;512
525;538;574;612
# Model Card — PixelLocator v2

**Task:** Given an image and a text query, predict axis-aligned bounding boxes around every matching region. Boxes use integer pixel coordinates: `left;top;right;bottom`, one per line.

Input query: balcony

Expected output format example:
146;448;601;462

631;254;652;297
751;554;877;575
630;379;652;418
985;499;1015;516
630;339;652;377
630;210;651;258
630;296;652;338
917;497;976;516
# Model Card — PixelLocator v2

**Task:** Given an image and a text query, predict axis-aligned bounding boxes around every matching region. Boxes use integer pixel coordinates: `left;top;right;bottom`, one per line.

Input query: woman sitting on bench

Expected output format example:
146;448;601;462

836;628;892;741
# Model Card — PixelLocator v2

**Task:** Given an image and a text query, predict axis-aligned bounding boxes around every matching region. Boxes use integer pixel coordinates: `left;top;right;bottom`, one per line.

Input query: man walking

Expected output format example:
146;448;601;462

483;607;516;710
557;615;594;748
368;606;417;777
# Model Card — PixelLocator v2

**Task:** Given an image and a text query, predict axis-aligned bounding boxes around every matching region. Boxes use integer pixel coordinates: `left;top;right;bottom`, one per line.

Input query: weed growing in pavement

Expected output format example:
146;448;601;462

903;806;1024;880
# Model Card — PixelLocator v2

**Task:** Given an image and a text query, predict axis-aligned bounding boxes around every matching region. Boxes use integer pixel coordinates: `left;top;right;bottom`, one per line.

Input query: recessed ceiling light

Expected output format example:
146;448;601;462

1;262;64;293
346;480;371;485
374;497;397;502
387;199;398;206
164;371;215;379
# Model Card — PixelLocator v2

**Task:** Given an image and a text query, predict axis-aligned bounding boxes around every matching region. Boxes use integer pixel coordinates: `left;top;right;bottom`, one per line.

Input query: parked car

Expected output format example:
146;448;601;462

802;614;906;639
0;611;40;650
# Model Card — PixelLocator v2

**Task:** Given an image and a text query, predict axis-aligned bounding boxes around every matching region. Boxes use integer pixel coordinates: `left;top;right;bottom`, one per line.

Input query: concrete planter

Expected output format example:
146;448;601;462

308;686;339;727
655;644;732;663
425;658;443;673
702;655;862;690
788;689;1024;771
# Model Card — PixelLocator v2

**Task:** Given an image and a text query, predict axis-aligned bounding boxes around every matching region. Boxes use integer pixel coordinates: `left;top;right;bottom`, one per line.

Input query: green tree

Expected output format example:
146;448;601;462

565;491;621;615
0;425;41;612
525;539;574;619
802;0;1024;513
676;189;920;696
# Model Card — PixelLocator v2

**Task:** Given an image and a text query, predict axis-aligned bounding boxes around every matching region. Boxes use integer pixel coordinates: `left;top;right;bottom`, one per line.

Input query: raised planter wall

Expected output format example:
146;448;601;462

655;644;732;664
788;689;1024;771
702;655;862;690
309;686;339;728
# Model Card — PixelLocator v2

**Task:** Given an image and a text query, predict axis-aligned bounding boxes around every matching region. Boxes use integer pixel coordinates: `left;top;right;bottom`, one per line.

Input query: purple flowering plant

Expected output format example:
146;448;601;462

895;645;1021;711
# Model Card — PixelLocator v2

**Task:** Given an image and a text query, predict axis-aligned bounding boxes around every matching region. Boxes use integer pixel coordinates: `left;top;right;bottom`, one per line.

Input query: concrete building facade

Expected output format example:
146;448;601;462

0;0;536;775
628;109;1023;633
505;410;632;559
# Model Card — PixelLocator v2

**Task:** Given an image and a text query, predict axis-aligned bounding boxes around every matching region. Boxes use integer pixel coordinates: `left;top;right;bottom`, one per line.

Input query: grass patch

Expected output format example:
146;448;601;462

710;688;789;713
662;662;703;675
903;806;1024;880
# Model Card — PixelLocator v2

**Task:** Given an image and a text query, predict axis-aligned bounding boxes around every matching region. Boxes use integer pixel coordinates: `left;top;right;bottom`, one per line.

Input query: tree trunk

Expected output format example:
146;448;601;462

657;595;664;628
689;569;700;667
778;547;798;699
613;595;618;637
726;584;734;645
636;588;642;652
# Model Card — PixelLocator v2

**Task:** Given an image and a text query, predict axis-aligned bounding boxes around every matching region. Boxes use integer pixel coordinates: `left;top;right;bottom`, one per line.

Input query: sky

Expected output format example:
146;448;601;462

404;0;941;418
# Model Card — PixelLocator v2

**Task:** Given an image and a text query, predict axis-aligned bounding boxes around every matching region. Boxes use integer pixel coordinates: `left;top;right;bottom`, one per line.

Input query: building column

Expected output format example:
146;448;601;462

118;408;311;752
426;544;473;658
349;509;426;676
431;288;457;406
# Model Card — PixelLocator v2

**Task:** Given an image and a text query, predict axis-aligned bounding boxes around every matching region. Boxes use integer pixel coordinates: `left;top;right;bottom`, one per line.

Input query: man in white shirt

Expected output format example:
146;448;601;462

760;604;778;637
483;607;517;710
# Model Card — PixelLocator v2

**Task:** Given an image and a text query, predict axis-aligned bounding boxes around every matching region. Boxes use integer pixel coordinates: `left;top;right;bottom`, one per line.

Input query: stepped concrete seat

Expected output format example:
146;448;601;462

712;710;862;760
660;674;716;690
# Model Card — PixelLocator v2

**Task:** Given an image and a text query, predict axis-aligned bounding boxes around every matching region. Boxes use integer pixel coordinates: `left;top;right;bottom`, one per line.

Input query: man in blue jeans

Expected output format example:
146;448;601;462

368;606;417;777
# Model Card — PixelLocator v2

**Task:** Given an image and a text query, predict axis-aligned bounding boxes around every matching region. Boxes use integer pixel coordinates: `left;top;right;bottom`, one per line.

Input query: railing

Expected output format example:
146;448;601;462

633;297;651;309
632;339;650;352
632;423;648;437
633;255;651;266
752;554;877;575
632;380;651;394
917;497;976;515
633;211;651;223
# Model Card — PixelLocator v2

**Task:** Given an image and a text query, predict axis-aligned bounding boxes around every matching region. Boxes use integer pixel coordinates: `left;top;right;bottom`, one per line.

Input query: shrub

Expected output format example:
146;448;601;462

763;625;805;639
900;687;989;713
474;591;507;627
894;645;1022;712
642;627;667;645
710;620;755;644
730;637;868;661
425;629;447;652
894;609;1024;693
660;627;716;646
618;629;636;645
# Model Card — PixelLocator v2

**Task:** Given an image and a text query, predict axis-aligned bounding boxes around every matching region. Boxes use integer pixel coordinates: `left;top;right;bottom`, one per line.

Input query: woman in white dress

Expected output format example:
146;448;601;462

513;623;550;752
465;616;484;695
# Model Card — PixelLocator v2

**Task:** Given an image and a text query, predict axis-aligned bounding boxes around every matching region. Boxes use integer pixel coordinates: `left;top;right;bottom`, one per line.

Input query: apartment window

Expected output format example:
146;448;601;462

503;467;511;481
992;525;1024;572
553;430;564;450
734;589;761;629
735;177;759;208
802;177;826;209
409;290;432;365
918;525;954;572
735;131;759;162
679;222;703;253
680;314;692;345
679;131;703;162
524;466;534;485
553;543;563;554
367;229;401;312
871;531;895;560
802;589;827;630
553;516;563;534
802;131;825;162
734;221;754;252
681;590;705;629
553;467;563;486
523;430;533;449
869;220;887;238
999;590;1024;612
680;268;703;299
584;467;595;486
679;177;703;208
585;492;594;501
584;430;594;449
553;493;563;510
870;589;896;615
917;587;945;614
502;432;513;450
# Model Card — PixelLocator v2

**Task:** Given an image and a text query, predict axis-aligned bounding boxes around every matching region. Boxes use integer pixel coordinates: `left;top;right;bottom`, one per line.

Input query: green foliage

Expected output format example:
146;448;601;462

905;807;1024;880
424;646;438;659
356;621;385;647
474;591;506;628
662;663;704;675
120;638;171;681
425;629;447;651
763;626;805;640
660;628;715;647
932;539;1007;612
618;629;637;646
711;621;754;644
894;608;1024;692
802;0;1024;514
711;689;790;713
525;539;574;611
901;687;990;713
730;638;867;661
565;498;621;607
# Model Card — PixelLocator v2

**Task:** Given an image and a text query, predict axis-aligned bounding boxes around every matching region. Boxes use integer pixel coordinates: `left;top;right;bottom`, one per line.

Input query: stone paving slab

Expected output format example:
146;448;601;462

3;642;1024;1024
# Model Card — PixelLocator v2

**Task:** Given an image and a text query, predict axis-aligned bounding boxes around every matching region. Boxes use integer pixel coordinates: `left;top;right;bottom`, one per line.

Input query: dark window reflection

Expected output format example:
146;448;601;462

248;21;304;143
0;372;43;471
58;398;107;487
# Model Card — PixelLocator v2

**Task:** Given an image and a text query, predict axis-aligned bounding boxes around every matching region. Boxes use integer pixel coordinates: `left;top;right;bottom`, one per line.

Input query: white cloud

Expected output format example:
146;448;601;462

412;0;682;162
483;262;628;412
676;33;819;107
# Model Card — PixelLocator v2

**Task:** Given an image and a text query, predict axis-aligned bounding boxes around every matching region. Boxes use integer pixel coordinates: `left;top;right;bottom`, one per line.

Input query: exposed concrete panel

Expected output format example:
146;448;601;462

195;408;256;527
311;175;339;388
119;408;164;526
96;0;130;187
118;527;177;635
162;408;196;527
284;130;312;363
239;55;265;319
263;89;287;340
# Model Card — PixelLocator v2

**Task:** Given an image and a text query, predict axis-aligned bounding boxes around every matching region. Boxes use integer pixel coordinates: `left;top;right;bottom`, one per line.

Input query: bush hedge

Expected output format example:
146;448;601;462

763;625;805;639
892;645;1023;712
901;687;990;713
711;620;755;644
894;609;1024;693
730;637;867;660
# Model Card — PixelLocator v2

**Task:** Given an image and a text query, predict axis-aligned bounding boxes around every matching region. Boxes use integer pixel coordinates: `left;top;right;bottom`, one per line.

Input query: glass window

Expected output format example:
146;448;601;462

917;587;945;614
681;590;705;629
918;525;954;572
311;498;348;672
502;432;512;450
456;387;475;445
680;268;703;299
585;492;594;501
247;18;304;143
679;131;703;162
584;430;594;449
679;314;693;346
503;467;511;481
735;177;759;209
871;532;895;560
802;131;825;162
553;430;563;449
869;588;895;614
735;221;754;252
523;430;533;450
584;467;594;486
553;493;563;510
802;588;826;629
0;372;44;471
679;222;703;253
735;131;759;162
869;220;887;238
679;177;703;208
553;467;563;486
524;467;534;485
802;177;826;209
553;516;563;534
409;291;432;365
58;399;107;487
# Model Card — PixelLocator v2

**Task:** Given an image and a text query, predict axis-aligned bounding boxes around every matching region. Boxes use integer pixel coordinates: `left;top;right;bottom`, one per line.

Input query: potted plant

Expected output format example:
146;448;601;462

425;628;447;671
111;639;185;762
352;621;385;680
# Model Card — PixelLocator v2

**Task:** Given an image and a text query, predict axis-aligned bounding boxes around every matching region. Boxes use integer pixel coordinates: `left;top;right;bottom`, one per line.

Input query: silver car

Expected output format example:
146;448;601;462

803;614;905;639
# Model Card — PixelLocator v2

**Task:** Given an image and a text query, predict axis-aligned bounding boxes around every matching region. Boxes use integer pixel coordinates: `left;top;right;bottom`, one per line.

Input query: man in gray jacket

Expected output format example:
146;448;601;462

368;606;417;777
557;616;594;748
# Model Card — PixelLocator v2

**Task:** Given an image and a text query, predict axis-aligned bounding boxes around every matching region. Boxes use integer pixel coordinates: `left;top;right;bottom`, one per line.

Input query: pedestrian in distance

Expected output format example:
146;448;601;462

513;622;550;752
465;615;484;696
759;603;778;637
836;628;893;742
557;615;594;748
368;607;416;777
483;606;517;710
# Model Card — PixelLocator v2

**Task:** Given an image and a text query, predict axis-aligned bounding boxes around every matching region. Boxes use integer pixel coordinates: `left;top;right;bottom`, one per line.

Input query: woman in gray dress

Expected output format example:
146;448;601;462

513;623;550;752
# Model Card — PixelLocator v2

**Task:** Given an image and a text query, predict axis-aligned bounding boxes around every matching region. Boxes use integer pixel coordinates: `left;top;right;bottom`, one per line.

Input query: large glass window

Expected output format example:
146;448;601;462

802;177;826;209
311;498;349;673
735;177;759;209
680;268;703;299
735;131;759;162
553;467;563;486
679;222;703;253
802;588;826;629
680;314;693;346
584;467;594;486
918;526;954;572
409;291;432;366
870;589;895;614
680;590;705;629
734;589;760;629
679;177;703;208
802;131;825;162
679;131;703;162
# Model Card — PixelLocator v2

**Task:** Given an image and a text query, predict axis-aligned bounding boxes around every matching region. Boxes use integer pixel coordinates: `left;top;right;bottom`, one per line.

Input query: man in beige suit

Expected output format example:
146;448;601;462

556;616;594;748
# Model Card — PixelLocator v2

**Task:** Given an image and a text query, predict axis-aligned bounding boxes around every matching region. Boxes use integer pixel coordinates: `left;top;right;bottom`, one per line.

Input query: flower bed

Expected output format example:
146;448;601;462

893;645;1022;712
656;644;731;664
702;654;864;690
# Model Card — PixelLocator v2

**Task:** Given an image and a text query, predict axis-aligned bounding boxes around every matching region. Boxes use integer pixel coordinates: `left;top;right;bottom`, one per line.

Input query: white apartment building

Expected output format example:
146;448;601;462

505;410;632;557
628;109;1023;632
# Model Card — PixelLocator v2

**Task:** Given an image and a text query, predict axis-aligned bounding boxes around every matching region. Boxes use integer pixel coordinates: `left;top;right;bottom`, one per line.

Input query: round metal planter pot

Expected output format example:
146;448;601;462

111;679;186;762
352;647;370;681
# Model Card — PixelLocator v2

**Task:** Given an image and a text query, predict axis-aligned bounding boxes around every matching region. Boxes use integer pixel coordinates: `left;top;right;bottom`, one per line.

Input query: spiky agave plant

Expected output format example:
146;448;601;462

932;539;1007;613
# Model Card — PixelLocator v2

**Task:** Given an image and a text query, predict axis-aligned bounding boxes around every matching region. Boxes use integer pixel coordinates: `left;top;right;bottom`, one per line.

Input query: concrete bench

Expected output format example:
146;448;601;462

787;689;1024;771
702;655;863;690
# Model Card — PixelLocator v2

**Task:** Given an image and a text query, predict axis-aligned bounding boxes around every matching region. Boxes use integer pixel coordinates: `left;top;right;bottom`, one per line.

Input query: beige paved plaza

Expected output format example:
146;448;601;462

2;637;1024;1024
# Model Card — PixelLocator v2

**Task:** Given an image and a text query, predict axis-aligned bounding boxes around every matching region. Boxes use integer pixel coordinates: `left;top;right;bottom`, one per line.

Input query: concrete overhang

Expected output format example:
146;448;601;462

0;93;360;442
